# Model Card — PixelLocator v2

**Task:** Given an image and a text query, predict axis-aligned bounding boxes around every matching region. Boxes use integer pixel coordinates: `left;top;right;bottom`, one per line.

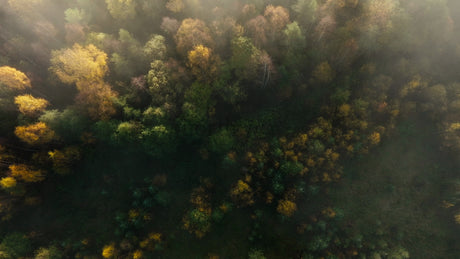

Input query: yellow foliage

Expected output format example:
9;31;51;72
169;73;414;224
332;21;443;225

455;213;460;224
230;180;254;206
50;44;108;84
149;233;162;242
266;192;274;204
0;177;17;189
75;81;118;120
338;104;351;117
0;66;31;90
106;0;137;20
279;137;287;144
133;250;143;259
294;133;308;147
102;244;115;258
9;164;45;182
264;5;290;32
14;94;49;116
442;200;454;208
128;209;139;220
175;18;214;55
359;121;368;130
277;199;297;217
187;45;220;83
369;132;381;145
307;158;316;167
15;122;55;145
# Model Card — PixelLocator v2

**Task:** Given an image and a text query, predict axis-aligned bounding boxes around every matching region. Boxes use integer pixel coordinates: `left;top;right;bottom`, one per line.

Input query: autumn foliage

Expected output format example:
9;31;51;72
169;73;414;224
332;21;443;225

0;66;31;91
50;44;108;84
14;122;55;145
14;94;49;117
9;164;45;182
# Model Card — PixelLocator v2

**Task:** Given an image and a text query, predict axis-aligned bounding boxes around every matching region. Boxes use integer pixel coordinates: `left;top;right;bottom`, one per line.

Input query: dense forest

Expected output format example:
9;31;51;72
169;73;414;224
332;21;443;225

0;0;460;258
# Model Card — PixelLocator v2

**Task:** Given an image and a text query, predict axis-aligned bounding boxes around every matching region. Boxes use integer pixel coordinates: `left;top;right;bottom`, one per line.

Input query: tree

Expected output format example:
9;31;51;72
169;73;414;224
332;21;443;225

245;15;268;47
105;0;137;20
161;17;180;35
146;60;170;104
0;232;32;259
230;180;254;207
312;62;335;84
48;147;81;174
230;36;261;81
143;35;167;61
277;199;297;216
9;164;45;182
0;66;31;91
101;243;116;258
14;122;55;145
187;45;220;83
0;177;16;189
292;0;318;29
39;108;89;142
165;0;184;13
75;81;118;120
175;18;214;55
14;95;49;117
34;246;63;259
64;8;87;24
141;125;176;156
264;5;290;33
50;44;108;85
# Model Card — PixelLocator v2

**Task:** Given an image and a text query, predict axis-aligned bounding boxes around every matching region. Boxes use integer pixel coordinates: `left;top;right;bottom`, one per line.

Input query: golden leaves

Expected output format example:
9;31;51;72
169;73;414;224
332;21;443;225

187;45;220;83
50;44;108;84
14;122;55;145
0;66;32;91
9;164;45;182
102;243;116;258
0;177;17;189
14;94;49;117
276;199;297;217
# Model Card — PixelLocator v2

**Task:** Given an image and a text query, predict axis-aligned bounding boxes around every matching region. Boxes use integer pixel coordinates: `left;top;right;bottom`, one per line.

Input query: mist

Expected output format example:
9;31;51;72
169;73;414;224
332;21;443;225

0;0;459;258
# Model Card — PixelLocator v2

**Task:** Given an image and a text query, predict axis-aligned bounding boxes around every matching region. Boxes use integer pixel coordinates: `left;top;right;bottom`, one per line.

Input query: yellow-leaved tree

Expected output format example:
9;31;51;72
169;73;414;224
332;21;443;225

0;177;17;189
14;122;55;145
75;81;118;120
9;164;45;182
102;243;116;258
175;18;214;55
50;43;108;85
0;66;32;91
187;45;220;83
276;199;297;217
50;44;118;120
14;94;49;117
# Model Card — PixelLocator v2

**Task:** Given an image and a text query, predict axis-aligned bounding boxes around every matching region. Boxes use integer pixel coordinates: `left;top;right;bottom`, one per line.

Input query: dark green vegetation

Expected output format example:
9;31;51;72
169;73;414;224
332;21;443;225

0;0;460;258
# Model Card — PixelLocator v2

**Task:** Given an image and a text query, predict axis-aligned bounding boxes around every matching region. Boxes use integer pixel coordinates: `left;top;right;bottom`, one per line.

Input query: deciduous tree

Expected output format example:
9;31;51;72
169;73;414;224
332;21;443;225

14;122;55;145
14;95;49;117
175;18;214;55
187;45;220;83
0;66;31;91
9;164;45;182
50;44;108;85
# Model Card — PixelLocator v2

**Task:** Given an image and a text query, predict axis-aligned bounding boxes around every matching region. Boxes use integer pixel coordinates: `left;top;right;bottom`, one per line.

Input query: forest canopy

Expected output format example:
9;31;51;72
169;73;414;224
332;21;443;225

0;0;460;258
